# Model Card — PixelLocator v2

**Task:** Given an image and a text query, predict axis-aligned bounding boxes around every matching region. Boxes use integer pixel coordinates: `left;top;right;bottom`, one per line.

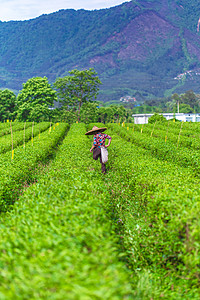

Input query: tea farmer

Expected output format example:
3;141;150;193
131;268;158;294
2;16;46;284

85;126;112;174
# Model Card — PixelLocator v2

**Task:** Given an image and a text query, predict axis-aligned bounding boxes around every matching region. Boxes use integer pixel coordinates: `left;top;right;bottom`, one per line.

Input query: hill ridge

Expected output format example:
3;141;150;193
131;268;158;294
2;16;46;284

0;0;200;101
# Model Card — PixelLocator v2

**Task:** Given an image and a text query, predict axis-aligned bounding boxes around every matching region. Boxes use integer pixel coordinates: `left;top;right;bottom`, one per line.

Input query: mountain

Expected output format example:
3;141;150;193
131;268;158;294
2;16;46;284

0;0;200;102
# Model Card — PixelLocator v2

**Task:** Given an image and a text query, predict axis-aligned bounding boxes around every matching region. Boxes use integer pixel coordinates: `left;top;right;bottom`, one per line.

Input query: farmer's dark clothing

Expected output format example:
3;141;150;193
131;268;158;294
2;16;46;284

93;147;106;174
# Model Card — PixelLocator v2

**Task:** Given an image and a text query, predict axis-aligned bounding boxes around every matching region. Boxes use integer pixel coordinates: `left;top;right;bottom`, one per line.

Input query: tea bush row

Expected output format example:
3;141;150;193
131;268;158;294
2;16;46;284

108;124;200;175
0;123;69;212
127;123;200;150
0;123;133;299
101;126;200;298
128;121;200;137
0;122;33;137
0;122;198;298
0;122;51;154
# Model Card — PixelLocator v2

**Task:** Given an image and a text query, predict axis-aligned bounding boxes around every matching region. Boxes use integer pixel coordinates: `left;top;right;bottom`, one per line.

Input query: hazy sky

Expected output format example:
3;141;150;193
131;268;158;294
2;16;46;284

0;0;130;21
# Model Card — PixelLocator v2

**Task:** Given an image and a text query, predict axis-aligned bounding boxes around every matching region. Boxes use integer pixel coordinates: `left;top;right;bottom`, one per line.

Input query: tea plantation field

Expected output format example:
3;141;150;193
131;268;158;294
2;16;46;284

0;121;199;299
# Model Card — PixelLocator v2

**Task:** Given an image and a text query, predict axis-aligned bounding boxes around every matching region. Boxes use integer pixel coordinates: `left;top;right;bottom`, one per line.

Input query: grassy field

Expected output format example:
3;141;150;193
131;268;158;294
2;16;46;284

0;121;199;299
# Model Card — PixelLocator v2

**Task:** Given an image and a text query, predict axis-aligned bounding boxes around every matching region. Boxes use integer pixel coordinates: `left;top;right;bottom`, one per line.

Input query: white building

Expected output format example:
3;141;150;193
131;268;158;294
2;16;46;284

132;113;200;124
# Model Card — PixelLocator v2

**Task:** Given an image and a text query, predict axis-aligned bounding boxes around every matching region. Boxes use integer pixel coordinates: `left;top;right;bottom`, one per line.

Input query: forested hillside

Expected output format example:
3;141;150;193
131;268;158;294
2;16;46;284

0;0;200;101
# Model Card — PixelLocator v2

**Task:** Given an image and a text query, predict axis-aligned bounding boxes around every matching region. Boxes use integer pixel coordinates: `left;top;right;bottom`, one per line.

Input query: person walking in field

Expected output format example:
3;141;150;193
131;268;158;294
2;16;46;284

85;126;112;174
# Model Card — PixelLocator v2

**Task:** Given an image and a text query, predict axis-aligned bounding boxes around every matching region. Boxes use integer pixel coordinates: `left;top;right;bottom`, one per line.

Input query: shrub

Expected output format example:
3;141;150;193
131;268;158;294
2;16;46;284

148;113;167;123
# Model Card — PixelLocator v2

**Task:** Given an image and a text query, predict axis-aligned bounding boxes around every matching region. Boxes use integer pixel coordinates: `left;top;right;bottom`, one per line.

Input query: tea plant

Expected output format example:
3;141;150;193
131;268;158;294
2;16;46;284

0;123;69;211
0;122;199;299
0;122;50;154
102;125;200;298
108;123;200;175
0;123;133;299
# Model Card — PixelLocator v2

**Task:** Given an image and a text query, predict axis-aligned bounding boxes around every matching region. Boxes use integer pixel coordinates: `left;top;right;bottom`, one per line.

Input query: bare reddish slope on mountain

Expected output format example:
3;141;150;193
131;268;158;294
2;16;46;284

90;11;179;64
0;0;200;100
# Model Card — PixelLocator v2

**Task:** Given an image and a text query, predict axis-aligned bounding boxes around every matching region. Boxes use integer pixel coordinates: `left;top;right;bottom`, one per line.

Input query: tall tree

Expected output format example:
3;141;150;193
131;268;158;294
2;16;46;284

0;89;16;122
79;101;99;123
54;68;102;121
16;77;56;121
171;93;182;113
181;90;199;110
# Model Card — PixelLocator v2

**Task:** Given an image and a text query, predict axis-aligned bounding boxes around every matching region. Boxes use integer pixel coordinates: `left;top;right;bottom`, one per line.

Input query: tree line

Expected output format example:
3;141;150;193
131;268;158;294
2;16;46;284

0;68;199;124
0;68;133;124
124;90;200;114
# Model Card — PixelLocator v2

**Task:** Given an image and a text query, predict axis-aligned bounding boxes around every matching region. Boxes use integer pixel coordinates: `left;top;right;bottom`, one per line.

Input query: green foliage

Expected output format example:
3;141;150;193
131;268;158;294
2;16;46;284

0;122;50;155
16;77;57;121
179;103;194;113
54;68;102;120
105;123;200;297
0;1;200;100
172;92;181;103
181;90;199;109
167;90;200;113
0;122;68;211
97;105;131;123
148;113;167;124
0;121;32;138
79;101;99;123
0;123;133;298
128;121;200;150
108;123;200;174
0;121;199;297
0;89;16;121
51;94;131;124
50;107;77;123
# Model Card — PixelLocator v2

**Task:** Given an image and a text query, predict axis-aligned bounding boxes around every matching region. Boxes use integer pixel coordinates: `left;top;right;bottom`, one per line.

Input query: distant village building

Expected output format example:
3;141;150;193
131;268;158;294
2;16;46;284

120;96;136;103
174;69;200;80
132;113;200;124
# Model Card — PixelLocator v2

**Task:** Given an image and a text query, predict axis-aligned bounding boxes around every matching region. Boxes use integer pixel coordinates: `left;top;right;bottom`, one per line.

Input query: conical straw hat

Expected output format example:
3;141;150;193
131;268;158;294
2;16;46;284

85;126;107;135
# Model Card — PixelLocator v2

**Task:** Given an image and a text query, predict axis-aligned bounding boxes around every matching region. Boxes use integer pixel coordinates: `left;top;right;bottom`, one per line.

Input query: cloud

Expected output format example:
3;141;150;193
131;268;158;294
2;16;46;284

0;0;129;21
0;0;40;21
